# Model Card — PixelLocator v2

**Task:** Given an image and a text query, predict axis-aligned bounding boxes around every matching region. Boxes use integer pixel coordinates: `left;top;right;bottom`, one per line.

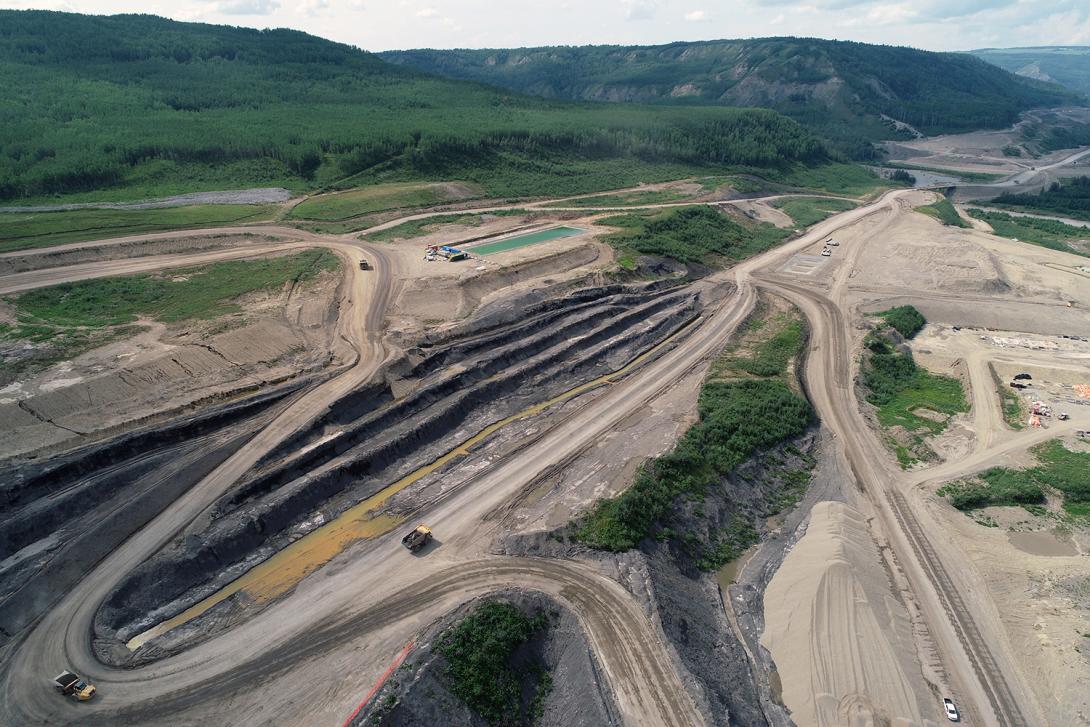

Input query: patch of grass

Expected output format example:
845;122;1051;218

601;205;790;266
724;318;805;378
774;197;858;227
362;209;529;241
774;163;889;196
937;440;1090;516
938;469;1045;511
873;305;926;339
965;208;1089;257
436;602;550;726
914;196;969;227
0;204;278;253
542;188;692;208
991;365;1026;430
290;182;477;222
862;331;968;466
7;249;337;327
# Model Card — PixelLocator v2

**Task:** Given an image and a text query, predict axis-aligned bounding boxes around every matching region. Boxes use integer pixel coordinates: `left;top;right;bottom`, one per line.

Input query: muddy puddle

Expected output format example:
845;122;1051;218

1008;530;1079;557
714;544;759;591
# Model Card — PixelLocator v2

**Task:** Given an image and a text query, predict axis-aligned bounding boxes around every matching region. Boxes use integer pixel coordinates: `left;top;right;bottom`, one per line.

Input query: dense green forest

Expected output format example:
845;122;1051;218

971;47;1090;96
0;11;832;202
992;177;1090;220
382;38;1078;158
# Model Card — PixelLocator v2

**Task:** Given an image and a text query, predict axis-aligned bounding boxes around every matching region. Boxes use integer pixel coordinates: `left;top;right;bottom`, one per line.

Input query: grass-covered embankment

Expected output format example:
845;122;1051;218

577;298;815;567
1;249;337;382
862;306;968;467
774;197;858;227
914;196;969;228
966;208;1089;257
436;602;552;725
362;210;530;242
601;205;791;267
938;440;1090;518
0;204;277;253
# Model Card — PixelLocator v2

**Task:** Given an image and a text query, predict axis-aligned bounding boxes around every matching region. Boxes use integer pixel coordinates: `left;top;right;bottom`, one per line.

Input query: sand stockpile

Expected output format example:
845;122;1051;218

762;501;936;727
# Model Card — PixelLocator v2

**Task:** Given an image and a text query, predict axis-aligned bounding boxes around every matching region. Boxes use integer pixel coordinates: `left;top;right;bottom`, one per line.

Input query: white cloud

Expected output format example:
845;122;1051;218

415;7;438;17
294;0;327;15
621;0;657;20
683;9;707;21
218;0;280;14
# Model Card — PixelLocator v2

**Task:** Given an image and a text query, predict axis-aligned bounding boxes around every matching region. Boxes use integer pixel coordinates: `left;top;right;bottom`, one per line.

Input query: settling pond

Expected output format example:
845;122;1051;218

471;226;585;255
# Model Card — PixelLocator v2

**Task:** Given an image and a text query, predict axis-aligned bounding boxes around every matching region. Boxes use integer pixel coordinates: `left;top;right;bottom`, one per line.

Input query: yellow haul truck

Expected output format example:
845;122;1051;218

401;525;432;551
54;671;96;701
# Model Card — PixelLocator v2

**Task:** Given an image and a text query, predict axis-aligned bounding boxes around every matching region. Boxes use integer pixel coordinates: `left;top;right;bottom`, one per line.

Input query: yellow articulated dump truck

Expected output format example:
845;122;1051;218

401;525;432;552
54;671;96;701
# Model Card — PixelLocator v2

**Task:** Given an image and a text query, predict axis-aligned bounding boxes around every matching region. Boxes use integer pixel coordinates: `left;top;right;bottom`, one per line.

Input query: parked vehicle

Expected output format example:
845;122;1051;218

821;248;832;257
942;698;959;721
1013;373;1032;381
54;671;96;701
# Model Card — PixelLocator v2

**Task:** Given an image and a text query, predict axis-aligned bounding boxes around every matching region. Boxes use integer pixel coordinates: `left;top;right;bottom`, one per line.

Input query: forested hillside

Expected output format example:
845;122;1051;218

972;47;1090;97
382;38;1079;158
0;11;830;202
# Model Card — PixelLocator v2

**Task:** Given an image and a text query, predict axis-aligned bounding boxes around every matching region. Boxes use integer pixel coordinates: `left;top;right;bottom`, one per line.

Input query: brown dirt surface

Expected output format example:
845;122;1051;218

761;500;938;727
0;261;341;460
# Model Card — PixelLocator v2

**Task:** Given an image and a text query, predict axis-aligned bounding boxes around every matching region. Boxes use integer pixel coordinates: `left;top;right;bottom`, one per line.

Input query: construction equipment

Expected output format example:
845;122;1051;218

439;245;468;262
821;248;832;257
401;525;432;552
1058;412;1070;421
54;671;96;701
359;259;370;270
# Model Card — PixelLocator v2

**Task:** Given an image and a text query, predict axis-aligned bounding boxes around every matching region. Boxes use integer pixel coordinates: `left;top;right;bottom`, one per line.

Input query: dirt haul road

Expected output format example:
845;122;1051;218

0;192;910;726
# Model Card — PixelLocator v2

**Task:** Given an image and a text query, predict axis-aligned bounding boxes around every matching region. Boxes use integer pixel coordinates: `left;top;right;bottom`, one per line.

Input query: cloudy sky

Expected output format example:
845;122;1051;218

2;0;1088;52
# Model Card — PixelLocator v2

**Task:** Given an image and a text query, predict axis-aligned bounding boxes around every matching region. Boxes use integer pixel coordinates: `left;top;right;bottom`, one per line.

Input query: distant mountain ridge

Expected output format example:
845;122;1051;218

0;11;831;201
382;38;1080;158
970;47;1090;97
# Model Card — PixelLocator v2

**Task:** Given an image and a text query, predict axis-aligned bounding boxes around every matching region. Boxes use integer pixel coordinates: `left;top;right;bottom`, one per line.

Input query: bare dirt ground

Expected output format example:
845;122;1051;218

0;256;341;459
761;501;937;727
885;108;1090;176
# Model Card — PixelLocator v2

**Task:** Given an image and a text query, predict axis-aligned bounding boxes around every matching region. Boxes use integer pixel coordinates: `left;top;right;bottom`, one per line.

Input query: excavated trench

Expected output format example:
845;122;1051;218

95;281;704;659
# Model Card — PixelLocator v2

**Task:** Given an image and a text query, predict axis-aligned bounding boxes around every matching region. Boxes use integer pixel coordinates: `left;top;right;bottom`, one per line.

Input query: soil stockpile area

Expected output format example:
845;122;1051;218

351;591;620;727
0;251;341;458
97;281;701;661
0;232;287;276
761;501;936;727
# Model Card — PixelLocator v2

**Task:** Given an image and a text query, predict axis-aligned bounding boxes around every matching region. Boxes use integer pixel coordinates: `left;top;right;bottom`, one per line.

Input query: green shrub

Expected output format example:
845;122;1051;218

578;379;814;550
876;305;926;339
602;205;790;265
436;602;550;725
